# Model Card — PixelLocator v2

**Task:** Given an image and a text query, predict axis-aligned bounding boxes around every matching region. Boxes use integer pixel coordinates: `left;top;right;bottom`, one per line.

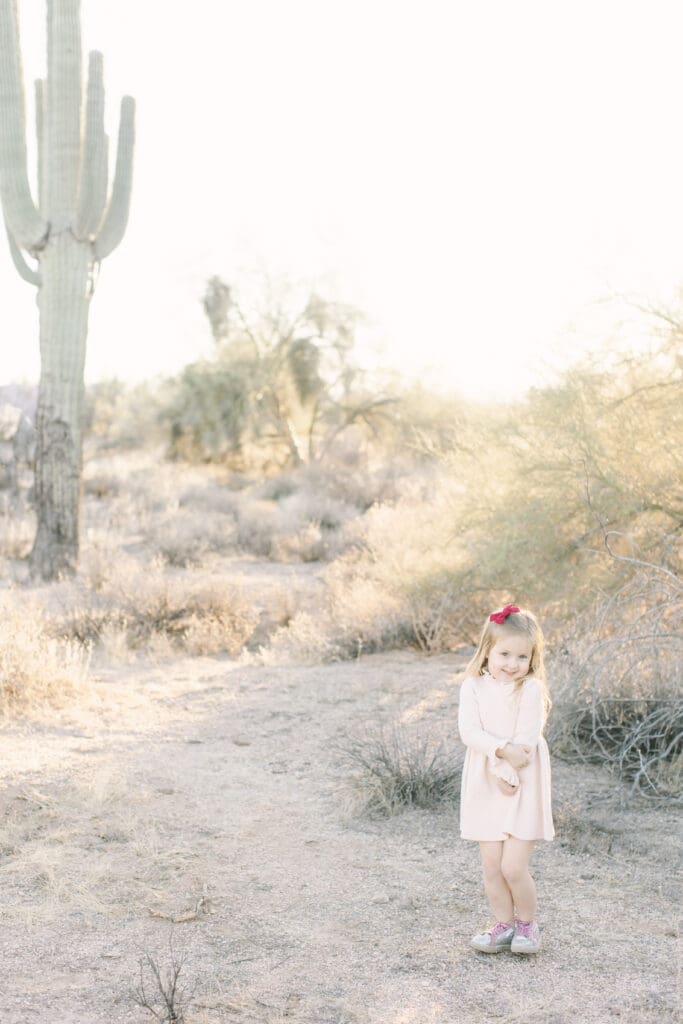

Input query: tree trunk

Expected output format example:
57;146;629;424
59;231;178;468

29;232;91;580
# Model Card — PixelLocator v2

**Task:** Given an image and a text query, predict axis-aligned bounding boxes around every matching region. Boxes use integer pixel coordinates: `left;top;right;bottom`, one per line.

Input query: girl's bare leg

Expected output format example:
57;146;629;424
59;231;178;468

478;841;514;922
500;837;537;920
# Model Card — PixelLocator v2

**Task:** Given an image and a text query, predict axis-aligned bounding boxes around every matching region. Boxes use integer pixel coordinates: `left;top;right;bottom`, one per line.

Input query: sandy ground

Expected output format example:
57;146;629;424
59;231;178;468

0;642;680;1024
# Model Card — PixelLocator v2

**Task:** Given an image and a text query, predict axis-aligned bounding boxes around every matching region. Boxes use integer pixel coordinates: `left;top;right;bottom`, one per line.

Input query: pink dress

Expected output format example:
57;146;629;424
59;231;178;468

458;672;554;842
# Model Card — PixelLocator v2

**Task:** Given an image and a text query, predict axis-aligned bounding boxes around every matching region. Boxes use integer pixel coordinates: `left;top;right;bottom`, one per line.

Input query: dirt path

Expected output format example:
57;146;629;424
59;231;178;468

0;650;679;1023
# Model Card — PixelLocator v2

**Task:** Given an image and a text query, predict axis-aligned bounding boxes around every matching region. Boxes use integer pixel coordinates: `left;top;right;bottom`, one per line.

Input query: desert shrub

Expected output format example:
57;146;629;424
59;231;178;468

84;379;165;450
271;521;327;563
233;496;280;558
78;531;127;592
438;339;682;610
261;488;486;662
132;944;193;1024
83;450;373;570
552;567;682;701
121;458;192;517
336;726;462;817
379;381;478;458
82;470;121;499
403;573;474;653
112;456;374;566
81;451;178;538
144;508;237;567
0;494;34;559
262;557;408;665
257;610;345;665
283;446;418;511
81;452;243;560
0;600;90;712
552;697;682;800
548;566;683;799
56;560;259;658
77;331;459;584
178;480;245;515
263;484;358;531
227;482;360;563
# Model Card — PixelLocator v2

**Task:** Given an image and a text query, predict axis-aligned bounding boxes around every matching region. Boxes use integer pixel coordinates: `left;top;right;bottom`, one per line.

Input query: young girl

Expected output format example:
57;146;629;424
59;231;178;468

458;604;554;955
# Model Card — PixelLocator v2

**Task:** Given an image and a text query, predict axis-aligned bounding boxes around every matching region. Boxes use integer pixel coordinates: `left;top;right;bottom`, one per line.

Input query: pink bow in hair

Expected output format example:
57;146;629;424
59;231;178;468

489;604;520;624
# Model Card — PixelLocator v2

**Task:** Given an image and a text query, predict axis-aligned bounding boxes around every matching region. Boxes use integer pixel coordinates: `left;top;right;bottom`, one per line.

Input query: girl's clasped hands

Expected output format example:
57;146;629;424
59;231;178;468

502;742;532;770
495;742;532;796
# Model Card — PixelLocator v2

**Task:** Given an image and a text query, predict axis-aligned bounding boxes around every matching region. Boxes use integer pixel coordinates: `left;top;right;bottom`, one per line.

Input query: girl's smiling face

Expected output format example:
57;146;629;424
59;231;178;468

486;633;533;683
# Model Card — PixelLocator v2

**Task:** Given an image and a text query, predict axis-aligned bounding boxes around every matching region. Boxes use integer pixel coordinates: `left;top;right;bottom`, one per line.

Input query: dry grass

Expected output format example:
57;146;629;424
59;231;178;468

82;449;372;568
0;598;91;713
0;766;216;923
256;610;348;665
335;725;463;818
54;556;260;658
0;492;34;561
144;507;238;568
259;488;483;663
228;487;359;563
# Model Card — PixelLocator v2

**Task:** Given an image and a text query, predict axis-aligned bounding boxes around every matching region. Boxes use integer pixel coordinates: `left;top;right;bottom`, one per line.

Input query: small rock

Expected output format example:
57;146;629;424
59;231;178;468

398;898;417;911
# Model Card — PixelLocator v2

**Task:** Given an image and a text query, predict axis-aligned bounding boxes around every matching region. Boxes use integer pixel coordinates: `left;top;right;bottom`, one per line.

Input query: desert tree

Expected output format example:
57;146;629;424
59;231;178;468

166;276;396;467
0;0;135;579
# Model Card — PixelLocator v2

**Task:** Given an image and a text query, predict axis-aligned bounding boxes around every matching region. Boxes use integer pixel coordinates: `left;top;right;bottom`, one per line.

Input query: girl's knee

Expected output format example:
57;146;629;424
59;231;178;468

500;859;528;886
482;861;505;885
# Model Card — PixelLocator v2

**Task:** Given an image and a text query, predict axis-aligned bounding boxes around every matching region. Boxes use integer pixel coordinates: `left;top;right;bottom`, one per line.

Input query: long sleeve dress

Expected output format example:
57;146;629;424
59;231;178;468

458;672;554;842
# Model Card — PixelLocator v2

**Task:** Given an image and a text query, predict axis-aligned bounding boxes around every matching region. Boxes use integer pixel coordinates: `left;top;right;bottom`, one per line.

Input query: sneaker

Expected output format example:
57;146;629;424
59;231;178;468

470;920;515;953
510;919;541;954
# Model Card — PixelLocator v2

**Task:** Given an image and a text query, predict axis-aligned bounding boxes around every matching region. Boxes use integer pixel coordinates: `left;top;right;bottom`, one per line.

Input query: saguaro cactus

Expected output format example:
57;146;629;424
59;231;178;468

0;0;135;579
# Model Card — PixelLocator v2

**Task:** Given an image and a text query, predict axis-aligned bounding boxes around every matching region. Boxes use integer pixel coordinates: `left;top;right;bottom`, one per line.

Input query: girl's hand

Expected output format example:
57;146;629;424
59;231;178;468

495;777;518;796
498;743;532;770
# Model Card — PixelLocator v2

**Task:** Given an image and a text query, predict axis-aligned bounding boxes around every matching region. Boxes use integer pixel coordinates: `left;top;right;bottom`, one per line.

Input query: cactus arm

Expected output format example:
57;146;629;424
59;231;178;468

93;95;135;260
5;218;41;285
35;78;46;213
45;0;82;230
0;0;48;250
74;50;108;240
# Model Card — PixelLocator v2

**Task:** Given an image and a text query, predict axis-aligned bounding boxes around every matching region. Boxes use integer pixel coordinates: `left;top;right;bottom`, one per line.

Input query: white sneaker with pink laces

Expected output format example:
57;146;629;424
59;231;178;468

470;920;515;953
511;919;541;954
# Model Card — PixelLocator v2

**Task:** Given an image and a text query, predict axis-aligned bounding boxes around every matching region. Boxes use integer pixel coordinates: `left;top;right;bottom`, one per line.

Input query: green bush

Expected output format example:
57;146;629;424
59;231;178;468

434;340;682;610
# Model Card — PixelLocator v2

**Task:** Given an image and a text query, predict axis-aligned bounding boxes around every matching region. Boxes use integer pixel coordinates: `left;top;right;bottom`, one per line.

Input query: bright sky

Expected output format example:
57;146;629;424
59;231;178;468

1;0;683;399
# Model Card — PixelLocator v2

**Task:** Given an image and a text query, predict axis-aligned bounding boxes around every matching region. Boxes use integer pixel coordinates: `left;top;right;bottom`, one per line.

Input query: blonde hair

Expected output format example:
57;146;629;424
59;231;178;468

464;606;552;719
